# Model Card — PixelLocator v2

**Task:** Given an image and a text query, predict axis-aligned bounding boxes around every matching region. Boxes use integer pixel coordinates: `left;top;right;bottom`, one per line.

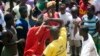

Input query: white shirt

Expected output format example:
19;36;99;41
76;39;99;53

13;4;31;20
59;12;73;25
0;9;6;30
80;34;99;56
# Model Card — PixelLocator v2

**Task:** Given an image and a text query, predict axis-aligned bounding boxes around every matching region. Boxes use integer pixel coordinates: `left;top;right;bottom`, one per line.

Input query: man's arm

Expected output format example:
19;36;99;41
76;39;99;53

43;44;53;56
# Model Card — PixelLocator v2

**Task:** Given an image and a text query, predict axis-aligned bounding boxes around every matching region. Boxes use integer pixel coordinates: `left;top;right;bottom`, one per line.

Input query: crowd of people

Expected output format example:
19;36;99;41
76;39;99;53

0;0;100;56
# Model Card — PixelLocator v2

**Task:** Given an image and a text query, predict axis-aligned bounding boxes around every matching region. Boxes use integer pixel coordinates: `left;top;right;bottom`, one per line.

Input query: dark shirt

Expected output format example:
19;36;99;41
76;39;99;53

15;18;28;39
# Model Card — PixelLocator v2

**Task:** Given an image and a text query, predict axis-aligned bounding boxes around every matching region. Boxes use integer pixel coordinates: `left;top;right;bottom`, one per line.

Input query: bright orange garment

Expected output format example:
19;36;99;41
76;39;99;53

24;26;53;56
79;0;88;18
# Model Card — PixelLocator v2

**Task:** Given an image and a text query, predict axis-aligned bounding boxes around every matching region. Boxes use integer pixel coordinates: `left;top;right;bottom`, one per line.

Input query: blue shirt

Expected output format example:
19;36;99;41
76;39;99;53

15;18;28;39
82;15;98;35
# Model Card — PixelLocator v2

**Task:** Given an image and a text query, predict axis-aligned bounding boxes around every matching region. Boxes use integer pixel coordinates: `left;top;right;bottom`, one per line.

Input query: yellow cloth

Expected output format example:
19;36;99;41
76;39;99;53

43;27;67;56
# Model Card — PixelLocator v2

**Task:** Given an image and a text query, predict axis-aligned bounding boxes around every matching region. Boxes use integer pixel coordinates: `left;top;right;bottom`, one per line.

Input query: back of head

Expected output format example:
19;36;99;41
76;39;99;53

71;5;78;13
4;13;14;23
19;6;27;18
80;22;89;33
87;5;95;12
19;6;27;14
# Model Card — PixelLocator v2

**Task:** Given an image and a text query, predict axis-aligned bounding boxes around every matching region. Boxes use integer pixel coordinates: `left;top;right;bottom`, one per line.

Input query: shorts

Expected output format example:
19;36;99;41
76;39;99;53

69;39;81;47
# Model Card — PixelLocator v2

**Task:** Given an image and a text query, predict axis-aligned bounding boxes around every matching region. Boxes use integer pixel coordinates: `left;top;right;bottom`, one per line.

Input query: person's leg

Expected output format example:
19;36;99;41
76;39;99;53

18;43;25;56
75;40;81;56
69;40;75;56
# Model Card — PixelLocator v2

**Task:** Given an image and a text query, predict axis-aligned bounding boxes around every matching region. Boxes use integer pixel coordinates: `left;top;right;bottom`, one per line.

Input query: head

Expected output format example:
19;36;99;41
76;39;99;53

45;18;63;39
59;3;66;14
87;5;95;19
50;26;60;40
46;1;56;12
4;13;14;26
20;0;27;4
19;6;27;18
69;1;77;8
71;5;78;18
79;25;88;36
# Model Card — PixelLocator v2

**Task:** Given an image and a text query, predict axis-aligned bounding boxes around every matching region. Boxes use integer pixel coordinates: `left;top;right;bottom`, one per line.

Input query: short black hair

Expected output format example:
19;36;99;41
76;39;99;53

71;5;78;14
4;13;14;23
80;26;89;33
87;5;95;12
59;3;66;9
19;6;27;14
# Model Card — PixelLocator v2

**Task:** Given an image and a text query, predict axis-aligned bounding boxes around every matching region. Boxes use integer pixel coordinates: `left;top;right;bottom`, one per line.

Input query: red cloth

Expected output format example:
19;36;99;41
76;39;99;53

43;12;59;20
24;26;53;56
79;0;88;18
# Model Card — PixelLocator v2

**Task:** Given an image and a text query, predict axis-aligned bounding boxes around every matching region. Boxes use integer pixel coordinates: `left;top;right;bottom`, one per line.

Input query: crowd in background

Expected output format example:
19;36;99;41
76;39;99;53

0;0;100;56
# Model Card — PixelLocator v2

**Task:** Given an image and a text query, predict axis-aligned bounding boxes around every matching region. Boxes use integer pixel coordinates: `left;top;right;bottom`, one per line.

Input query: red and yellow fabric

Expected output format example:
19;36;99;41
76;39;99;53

79;0;88;18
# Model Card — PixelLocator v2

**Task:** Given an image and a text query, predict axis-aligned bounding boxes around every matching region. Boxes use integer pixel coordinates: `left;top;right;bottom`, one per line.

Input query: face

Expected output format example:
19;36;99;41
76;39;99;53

48;6;55;12
60;4;66;14
87;7;95;18
20;10;28;18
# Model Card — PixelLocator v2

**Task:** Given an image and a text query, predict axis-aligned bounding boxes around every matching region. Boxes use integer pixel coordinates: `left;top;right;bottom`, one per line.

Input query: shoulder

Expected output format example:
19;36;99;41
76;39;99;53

16;19;22;25
15;19;24;29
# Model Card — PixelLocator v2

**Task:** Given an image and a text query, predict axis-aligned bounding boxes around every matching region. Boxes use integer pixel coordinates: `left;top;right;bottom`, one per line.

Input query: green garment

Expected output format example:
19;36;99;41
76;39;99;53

36;0;50;11
92;32;100;55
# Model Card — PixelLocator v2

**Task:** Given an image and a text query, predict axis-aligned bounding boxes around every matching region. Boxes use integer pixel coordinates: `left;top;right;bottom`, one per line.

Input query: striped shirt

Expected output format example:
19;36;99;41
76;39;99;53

82;15;98;35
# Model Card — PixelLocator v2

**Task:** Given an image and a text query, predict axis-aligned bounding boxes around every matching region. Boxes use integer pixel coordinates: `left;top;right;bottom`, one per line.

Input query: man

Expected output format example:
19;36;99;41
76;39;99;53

24;19;63;56
82;5;98;36
12;0;32;21
59;3;73;26
1;13;18;56
79;25;99;56
15;6;28;56
43;1;59;21
69;6;81;56
43;25;67;56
